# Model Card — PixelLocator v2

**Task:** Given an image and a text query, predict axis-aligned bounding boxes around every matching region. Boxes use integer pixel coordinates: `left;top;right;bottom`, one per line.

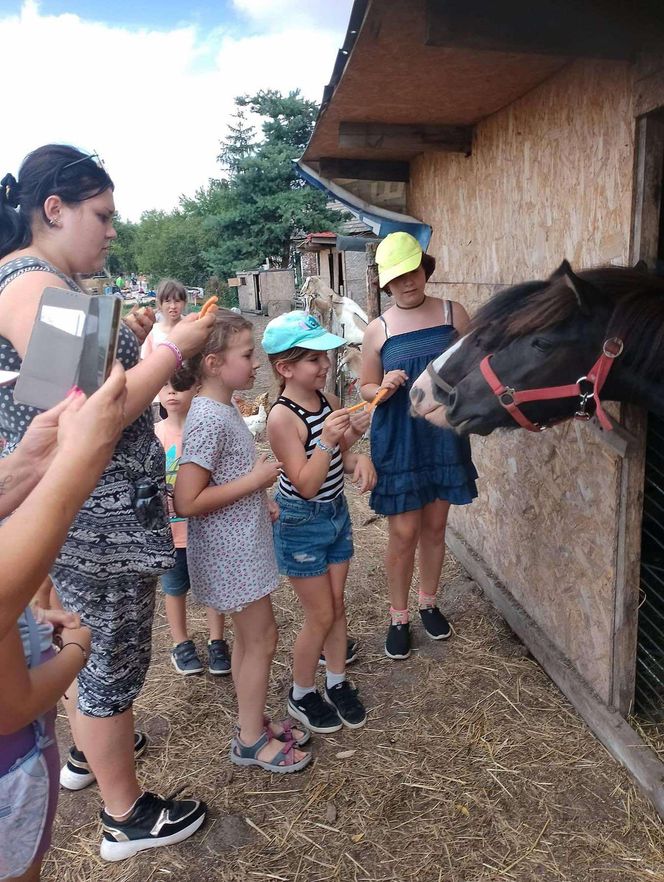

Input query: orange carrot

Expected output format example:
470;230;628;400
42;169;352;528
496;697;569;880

346;400;368;414
347;387;390;414
199;295;219;318
366;387;390;411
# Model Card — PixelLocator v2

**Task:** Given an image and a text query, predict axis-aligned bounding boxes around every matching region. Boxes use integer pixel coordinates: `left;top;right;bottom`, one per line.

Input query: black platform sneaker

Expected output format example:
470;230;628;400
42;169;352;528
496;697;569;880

99;791;207;861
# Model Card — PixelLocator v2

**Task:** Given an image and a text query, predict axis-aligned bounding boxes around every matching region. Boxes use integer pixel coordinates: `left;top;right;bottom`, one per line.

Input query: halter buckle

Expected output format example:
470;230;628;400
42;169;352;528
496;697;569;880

499;388;516;406
602;337;624;358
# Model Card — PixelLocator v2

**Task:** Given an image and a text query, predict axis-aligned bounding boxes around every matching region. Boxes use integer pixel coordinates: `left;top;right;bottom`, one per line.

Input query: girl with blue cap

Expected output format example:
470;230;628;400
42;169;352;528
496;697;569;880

263;311;375;734
360;232;478;661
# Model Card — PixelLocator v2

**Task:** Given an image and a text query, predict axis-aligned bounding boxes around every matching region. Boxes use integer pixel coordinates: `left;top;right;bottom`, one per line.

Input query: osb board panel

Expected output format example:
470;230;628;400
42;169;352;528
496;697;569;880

408;59;635;702
304;0;567;162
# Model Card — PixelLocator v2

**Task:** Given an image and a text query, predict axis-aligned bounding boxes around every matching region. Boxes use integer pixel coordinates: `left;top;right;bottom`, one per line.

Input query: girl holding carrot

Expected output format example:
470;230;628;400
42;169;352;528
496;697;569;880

360;232;478;661
264;311;375;734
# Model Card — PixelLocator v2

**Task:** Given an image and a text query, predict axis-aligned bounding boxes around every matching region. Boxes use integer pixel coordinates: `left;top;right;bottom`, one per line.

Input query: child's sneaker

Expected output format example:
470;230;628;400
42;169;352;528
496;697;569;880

324;681;367;729
208;639;232;675
171;640;204;675
419;607;452;640
385;622;411;660
99;791;207;861
60;732;148;791
287;688;343;734
318;636;359;667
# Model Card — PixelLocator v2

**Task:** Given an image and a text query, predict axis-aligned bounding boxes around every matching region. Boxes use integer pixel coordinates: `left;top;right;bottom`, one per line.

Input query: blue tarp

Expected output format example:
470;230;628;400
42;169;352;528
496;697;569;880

295;160;432;251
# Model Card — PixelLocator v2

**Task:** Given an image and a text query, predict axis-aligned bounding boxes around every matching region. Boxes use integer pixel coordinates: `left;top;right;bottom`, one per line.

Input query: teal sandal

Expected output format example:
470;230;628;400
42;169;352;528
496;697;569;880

230;728;312;774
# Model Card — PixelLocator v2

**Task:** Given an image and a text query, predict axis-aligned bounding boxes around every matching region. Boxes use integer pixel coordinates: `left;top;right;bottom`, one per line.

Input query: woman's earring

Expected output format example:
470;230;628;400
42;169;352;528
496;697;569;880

49;217;60;228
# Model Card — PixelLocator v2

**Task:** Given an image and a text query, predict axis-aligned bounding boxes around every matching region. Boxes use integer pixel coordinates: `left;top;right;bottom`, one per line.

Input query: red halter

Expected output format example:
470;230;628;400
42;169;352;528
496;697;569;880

478;337;624;433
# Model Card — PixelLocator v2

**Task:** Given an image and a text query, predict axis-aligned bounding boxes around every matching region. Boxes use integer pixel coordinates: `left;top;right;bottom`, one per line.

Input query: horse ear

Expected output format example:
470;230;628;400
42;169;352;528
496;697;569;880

552;260;595;315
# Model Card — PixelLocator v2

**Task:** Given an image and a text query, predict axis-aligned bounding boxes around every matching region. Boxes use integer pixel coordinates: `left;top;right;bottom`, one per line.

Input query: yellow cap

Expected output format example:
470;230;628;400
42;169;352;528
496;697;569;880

376;232;423;288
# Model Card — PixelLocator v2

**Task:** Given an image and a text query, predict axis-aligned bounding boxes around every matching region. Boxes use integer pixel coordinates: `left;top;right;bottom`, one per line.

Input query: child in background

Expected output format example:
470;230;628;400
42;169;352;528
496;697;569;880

155;366;230;676
143;278;188;422
263;312;376;734
174;310;311;773
142;278;187;357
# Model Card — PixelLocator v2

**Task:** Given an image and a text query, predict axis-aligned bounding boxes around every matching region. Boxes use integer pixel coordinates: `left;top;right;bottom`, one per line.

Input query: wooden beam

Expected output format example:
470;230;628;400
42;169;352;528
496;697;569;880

338;122;472;155
318;158;410;182
425;0;664;59
446;527;664;820
365;241;380;321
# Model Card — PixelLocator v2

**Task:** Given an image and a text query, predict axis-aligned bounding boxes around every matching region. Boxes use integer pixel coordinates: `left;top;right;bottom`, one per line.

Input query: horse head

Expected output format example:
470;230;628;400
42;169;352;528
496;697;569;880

410;261;664;435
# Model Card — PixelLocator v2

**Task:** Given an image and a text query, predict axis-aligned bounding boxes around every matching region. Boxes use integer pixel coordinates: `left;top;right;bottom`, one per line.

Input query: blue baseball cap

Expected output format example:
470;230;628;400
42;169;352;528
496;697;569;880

262;310;346;355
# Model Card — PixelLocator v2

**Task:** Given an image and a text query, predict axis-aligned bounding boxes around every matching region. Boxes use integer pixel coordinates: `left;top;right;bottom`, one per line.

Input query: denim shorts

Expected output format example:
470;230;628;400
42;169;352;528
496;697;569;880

273;492;354;578
161;548;190;597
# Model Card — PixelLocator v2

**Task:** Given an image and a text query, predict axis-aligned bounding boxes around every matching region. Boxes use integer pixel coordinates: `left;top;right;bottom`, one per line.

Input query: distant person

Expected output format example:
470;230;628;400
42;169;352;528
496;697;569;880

155;366;231;676
142;278;188;421
0;144;215;861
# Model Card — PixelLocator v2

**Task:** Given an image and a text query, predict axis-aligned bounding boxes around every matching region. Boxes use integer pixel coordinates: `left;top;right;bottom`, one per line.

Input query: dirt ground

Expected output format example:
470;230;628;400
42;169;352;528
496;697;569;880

44;314;664;881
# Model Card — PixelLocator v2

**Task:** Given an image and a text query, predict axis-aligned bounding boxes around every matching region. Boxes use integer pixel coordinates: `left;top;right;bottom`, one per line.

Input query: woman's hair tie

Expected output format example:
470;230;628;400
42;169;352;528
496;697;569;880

0;173;20;208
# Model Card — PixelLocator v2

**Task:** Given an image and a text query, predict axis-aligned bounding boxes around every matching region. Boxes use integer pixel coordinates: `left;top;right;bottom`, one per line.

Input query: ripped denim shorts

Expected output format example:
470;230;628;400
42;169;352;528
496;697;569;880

273;491;354;578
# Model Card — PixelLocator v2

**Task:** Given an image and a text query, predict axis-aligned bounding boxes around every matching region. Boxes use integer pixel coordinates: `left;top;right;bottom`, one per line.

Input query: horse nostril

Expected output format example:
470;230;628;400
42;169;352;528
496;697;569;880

447;389;457;409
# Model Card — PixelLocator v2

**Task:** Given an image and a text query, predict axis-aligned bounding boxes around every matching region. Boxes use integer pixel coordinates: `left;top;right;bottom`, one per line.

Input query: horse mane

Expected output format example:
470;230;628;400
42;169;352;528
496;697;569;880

469;266;664;379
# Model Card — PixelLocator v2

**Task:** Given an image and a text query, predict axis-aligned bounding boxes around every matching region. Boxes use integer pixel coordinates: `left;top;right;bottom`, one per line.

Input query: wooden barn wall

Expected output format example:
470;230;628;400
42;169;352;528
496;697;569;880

408;59;635;702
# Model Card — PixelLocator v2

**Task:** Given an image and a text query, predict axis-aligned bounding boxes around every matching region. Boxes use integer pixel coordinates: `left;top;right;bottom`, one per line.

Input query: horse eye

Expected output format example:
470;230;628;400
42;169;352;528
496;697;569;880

532;337;553;353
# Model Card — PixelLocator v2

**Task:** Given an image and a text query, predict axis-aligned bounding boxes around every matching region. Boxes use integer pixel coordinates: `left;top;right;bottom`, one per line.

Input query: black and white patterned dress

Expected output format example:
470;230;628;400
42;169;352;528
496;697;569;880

0;256;174;579
0;256;175;717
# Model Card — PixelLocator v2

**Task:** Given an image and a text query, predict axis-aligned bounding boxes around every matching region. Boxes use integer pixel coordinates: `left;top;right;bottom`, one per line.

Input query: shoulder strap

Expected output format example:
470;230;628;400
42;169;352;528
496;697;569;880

378;314;390;340
0;257;79;294
443;299;452;325
275;395;308;421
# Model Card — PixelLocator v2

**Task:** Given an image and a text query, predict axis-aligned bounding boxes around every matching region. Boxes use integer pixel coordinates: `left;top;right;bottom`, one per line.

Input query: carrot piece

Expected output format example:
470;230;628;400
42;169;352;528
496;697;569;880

199;295;219;318
346;400;368;414
347;387;390;414
367;387;390;411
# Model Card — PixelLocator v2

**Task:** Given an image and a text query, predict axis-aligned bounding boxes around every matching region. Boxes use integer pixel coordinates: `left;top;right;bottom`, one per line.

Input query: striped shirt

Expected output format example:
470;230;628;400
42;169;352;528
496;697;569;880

275;391;345;501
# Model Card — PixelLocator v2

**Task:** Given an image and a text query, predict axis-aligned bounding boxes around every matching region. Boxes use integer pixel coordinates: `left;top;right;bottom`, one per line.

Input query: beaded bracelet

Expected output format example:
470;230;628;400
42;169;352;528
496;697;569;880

158;341;183;371
314;438;336;456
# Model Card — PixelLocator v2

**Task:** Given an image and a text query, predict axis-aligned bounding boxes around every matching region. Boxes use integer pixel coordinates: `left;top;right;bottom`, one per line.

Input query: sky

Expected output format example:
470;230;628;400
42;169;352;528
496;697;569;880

0;0;354;220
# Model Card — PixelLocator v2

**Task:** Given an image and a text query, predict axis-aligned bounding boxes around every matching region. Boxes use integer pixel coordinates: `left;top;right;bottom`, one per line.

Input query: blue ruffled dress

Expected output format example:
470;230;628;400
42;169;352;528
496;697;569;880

369;318;478;516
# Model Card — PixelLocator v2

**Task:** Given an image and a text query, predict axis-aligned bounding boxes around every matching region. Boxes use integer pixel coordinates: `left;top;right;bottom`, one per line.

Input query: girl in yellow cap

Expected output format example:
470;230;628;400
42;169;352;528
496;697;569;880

360;232;477;660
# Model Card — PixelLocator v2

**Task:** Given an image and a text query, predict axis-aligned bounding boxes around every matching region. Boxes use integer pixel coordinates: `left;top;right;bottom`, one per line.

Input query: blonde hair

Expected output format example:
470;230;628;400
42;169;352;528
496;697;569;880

267;346;312;397
188;309;254;380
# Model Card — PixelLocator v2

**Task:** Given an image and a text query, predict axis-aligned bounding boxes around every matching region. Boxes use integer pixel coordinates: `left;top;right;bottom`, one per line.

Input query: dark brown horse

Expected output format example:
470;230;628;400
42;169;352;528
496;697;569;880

410;261;664;436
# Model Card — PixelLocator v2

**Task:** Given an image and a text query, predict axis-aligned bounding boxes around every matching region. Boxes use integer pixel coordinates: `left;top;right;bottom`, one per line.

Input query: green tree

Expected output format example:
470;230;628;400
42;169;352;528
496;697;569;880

133;210;211;287
205;89;342;280
107;217;138;277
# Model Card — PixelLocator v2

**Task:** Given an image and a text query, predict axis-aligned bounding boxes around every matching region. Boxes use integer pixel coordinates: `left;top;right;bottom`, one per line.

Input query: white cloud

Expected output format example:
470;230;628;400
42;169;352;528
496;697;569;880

0;0;352;220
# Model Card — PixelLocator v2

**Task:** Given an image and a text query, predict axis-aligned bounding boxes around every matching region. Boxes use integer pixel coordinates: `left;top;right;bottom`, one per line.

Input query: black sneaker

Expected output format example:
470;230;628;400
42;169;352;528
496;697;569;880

60;732;148;791
287;688;343;734
318;636;359;668
171;640;204;675
385;622;411;660
419;606;452;640
208;639;232;675
324;681;367;729
99;791;207;862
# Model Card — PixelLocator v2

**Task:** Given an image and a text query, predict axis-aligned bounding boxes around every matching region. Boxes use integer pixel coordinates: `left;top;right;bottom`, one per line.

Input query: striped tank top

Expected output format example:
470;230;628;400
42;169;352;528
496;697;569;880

276;391;345;502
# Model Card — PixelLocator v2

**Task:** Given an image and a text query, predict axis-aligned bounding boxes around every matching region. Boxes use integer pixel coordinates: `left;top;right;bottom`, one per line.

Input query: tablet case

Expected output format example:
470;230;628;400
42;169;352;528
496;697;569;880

13;287;122;410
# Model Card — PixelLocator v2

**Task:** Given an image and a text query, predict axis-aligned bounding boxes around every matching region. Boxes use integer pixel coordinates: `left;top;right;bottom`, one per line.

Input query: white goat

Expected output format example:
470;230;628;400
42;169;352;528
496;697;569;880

300;276;368;345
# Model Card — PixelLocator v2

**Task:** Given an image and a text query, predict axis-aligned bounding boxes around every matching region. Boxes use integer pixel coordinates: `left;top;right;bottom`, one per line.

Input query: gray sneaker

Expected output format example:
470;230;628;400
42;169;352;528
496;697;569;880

171;640;204;675
208;639;232;675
